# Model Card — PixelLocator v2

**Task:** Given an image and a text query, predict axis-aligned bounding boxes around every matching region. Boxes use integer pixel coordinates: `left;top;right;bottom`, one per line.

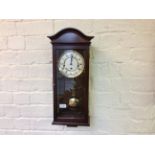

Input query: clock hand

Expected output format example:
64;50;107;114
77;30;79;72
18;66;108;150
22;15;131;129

70;55;73;65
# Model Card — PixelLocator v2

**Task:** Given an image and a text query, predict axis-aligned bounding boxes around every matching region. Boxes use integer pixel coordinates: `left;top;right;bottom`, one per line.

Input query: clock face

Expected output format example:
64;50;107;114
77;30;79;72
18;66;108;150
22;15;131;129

58;50;85;78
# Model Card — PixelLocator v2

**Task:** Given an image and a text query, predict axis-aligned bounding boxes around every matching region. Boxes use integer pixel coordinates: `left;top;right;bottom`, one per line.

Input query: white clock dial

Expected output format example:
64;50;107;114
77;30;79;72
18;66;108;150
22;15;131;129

58;50;85;78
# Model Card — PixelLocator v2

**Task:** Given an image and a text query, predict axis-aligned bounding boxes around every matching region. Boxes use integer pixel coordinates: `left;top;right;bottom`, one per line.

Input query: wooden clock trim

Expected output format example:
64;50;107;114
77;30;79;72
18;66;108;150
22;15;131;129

48;27;94;44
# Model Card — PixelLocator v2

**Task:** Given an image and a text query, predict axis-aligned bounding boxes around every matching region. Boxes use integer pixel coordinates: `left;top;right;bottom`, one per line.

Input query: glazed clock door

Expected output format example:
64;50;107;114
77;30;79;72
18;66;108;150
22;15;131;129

56;49;86;118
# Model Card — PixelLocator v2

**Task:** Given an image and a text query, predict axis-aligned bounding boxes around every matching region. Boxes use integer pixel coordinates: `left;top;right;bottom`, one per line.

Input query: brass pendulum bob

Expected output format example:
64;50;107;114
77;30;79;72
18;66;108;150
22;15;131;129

68;89;79;108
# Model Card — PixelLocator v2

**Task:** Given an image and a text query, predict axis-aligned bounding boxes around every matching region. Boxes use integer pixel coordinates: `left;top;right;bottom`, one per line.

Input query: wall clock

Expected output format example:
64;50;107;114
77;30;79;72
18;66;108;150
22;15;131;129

48;28;94;126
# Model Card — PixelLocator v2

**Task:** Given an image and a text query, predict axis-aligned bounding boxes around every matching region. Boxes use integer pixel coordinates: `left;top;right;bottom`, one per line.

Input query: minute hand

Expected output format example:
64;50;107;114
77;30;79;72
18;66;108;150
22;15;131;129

70;55;73;65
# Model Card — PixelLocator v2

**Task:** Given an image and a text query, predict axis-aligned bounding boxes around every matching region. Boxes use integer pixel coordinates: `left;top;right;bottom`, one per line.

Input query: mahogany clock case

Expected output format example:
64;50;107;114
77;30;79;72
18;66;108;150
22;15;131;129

48;28;94;126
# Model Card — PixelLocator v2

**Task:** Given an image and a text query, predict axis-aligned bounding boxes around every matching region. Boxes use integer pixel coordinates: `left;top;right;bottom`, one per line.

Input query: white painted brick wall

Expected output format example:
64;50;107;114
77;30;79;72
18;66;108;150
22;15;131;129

0;37;7;49
16;20;53;35
8;36;25;49
25;36;51;50
0;19;155;134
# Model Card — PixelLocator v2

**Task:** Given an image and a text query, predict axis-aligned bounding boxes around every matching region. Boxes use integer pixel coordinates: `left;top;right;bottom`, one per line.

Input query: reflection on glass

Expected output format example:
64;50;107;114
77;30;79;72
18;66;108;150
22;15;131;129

56;50;84;116
57;70;83;115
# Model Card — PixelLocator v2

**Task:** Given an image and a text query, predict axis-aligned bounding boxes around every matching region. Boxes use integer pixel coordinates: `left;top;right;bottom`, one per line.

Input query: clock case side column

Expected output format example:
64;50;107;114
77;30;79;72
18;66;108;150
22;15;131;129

52;46;58;123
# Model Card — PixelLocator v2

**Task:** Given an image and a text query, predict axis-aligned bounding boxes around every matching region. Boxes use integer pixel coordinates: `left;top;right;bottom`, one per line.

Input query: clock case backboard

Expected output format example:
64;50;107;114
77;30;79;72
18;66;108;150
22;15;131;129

48;28;94;126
